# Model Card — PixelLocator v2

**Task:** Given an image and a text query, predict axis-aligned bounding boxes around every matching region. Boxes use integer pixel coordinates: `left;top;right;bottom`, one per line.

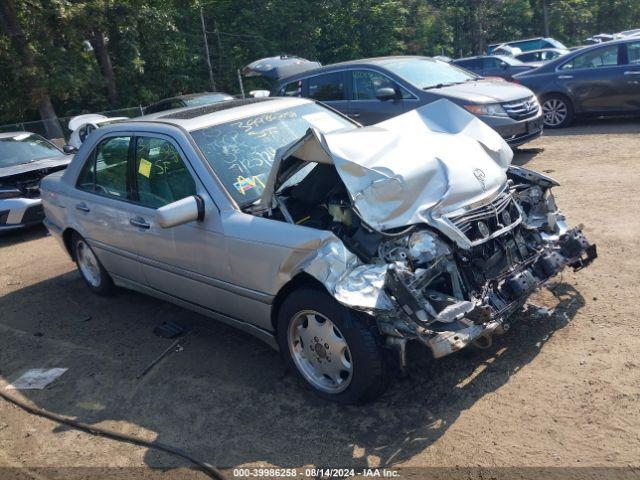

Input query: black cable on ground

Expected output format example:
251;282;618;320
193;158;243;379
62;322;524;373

0;388;226;480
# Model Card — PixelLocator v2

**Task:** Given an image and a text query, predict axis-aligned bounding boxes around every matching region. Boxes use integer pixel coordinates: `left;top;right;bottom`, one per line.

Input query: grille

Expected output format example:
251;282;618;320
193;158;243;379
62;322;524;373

21;205;45;224
501;96;539;120
448;191;521;243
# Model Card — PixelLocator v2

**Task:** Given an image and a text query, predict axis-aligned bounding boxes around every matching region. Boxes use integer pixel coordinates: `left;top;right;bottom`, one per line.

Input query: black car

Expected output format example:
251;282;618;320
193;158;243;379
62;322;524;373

452;55;536;81
514;38;640;128
143;92;233;115
253;56;543;147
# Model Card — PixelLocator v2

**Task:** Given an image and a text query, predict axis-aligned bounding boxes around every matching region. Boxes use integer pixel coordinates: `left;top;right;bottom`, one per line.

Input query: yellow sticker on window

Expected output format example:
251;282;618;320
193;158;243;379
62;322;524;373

138;158;152;178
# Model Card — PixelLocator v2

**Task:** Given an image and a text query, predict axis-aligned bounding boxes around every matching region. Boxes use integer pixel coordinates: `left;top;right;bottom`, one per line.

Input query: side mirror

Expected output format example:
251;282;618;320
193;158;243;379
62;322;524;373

63;144;78;154
156;195;205;228
375;87;397;101
501;62;509;70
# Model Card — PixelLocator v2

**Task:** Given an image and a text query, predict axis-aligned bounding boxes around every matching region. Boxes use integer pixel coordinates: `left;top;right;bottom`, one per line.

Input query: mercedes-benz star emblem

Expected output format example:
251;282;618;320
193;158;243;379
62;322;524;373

473;168;487;192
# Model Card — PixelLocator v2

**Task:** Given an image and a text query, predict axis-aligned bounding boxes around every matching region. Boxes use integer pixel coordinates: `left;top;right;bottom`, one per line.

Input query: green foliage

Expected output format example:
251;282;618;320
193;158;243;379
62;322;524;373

1;0;640;124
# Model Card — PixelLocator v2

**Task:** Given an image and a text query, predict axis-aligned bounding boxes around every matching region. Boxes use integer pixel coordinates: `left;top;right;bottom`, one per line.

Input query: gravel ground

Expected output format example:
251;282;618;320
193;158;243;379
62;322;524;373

1;118;639;479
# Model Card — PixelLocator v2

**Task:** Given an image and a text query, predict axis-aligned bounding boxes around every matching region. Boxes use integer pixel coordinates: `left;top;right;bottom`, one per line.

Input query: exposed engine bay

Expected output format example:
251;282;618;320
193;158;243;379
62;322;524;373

257;159;596;365
249;100;597;368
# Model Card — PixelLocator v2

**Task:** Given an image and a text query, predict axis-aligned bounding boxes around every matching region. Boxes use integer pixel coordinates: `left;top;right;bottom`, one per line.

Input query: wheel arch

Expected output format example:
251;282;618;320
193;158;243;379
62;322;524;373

541;91;577;114
62;227;80;260
270;272;329;332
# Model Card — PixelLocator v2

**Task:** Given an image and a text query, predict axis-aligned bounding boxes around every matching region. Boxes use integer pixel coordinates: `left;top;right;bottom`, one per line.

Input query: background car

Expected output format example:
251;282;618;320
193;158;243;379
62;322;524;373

260;56;543;147
66;114;128;152
143;92;233;115
0;132;72;231
515;48;570;64
488;37;568;54
452;55;537;80
514;38;640;127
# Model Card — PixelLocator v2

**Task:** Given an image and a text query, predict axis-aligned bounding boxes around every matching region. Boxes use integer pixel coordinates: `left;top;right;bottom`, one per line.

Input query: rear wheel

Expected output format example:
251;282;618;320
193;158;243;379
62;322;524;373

542;94;574;128
277;288;390;404
72;233;114;295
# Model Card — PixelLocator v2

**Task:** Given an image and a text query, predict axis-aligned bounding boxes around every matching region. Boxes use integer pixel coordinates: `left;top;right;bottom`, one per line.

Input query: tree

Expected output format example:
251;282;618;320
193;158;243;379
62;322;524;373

0;0;63;138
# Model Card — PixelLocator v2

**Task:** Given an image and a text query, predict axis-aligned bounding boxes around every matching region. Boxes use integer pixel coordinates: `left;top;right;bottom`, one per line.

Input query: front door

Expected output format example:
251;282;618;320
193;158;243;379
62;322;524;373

348;69;406;125
556;43;626;112
124;134;232;313
620;40;640;111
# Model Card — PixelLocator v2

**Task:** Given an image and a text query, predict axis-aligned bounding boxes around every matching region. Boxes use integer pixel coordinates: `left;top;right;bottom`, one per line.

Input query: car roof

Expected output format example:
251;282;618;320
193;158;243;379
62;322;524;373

278;55;440;81
113;97;313;132
517;48;567;54
147;92;233;105
0;131;38;139
454;55;508;61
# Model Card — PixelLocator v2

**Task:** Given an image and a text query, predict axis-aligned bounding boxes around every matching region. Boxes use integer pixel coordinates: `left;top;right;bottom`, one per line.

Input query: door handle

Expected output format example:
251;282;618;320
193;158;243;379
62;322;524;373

624;70;640;75
558;75;573;79
347;112;360;118
75;203;90;212
129;217;150;229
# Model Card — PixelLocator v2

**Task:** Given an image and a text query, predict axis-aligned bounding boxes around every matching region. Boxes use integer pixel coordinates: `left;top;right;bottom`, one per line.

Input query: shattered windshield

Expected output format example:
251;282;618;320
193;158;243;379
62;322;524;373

190;103;355;205
0;133;64;168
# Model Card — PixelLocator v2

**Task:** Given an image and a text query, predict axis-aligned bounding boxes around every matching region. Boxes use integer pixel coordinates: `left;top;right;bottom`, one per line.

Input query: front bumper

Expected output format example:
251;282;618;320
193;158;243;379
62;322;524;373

484;114;544;147
0;197;44;232
386;227;597;359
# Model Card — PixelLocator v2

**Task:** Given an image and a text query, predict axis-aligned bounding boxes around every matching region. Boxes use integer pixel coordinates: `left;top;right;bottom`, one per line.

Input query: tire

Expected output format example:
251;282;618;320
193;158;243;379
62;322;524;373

276;288;391;404
71;233;114;295
541;94;574;128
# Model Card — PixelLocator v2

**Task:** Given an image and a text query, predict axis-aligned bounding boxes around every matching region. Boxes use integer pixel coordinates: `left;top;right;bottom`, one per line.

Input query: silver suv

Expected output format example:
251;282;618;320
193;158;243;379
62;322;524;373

41;97;595;403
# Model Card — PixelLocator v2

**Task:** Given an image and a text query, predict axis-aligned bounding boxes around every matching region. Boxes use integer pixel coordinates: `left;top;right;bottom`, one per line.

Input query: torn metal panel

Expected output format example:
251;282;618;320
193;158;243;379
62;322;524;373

261;99;513;234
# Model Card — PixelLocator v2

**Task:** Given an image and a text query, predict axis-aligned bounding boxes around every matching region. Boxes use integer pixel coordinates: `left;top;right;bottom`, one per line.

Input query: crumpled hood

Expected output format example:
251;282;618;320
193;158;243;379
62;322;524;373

0;155;72;179
435;79;534;104
261;99;513;231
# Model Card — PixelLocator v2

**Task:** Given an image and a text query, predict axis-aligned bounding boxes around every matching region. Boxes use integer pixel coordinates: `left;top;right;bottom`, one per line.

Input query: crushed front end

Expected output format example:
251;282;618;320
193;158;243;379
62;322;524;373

370;167;596;362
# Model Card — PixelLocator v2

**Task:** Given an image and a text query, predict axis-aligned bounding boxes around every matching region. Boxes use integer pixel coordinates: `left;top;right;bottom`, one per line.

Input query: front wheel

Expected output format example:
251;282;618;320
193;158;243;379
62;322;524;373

277;288;390;404
542;94;574;128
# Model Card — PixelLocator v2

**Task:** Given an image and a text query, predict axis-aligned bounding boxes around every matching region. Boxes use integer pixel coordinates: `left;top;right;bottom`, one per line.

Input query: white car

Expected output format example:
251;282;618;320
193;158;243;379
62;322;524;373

0;132;72;231
66;114;128;152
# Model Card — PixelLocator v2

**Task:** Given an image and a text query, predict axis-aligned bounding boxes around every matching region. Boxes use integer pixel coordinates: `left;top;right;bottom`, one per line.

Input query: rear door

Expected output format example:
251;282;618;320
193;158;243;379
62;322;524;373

556;43;627;112
72;134;145;283
620;40;640;111
306;71;350;117
348;69;408;124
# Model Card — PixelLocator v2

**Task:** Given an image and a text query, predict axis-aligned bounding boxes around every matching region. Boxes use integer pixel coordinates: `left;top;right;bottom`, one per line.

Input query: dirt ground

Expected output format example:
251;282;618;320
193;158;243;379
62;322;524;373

1;118;639;479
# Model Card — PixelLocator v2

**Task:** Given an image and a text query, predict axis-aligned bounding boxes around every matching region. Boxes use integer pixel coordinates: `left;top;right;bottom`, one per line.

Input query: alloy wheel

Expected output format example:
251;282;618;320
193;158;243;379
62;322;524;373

76;240;101;288
287;310;353;394
542;98;568;127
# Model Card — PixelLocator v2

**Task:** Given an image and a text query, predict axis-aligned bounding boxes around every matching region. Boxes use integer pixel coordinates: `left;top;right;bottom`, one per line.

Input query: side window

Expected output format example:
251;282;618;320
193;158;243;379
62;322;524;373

77;136;131;198
483;58;501;69
561;45;620;70
626;41;640;65
77;152;96;191
95;137;131;198
352;70;391;100
308;72;345;101
280;80;303;97
134;137;196;208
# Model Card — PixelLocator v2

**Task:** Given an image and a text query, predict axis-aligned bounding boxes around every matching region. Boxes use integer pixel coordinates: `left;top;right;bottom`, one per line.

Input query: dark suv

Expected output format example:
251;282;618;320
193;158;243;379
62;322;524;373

263;56;543;147
452;55;537;80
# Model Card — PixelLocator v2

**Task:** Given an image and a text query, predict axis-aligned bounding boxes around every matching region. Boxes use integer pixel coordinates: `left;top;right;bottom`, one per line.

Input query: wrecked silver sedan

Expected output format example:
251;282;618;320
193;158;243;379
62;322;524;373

41;97;596;403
